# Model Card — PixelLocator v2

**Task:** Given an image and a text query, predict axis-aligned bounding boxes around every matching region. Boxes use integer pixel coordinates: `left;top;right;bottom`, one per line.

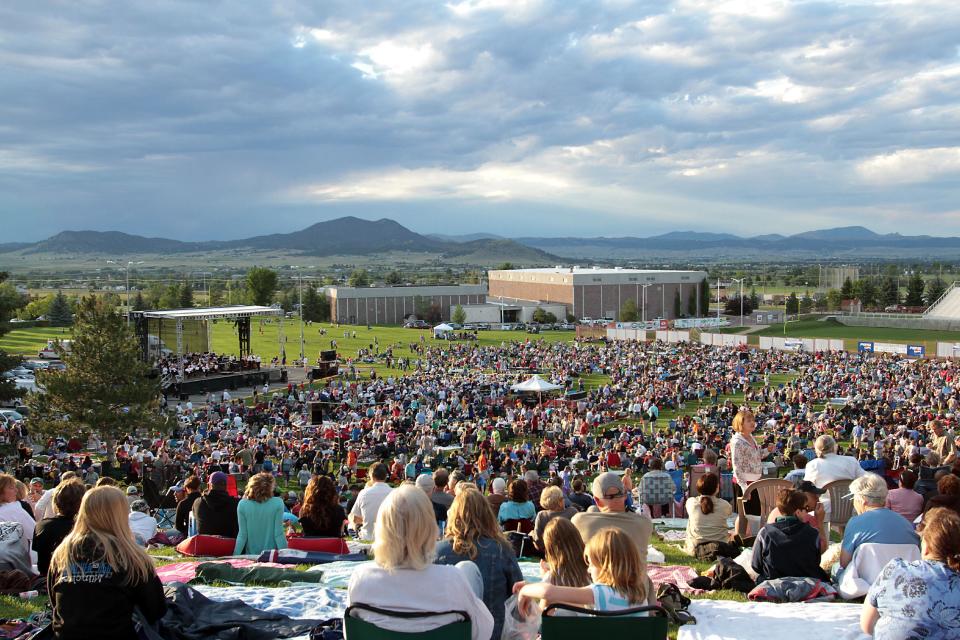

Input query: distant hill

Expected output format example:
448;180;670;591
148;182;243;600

5;217;557;265
25;231;194;255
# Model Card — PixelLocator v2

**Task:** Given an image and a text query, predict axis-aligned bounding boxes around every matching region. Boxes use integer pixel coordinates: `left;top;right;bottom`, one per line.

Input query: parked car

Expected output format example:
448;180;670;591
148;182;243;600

21;360;49;371
526;324;541;334
38;339;73;359
559;323;575;330
476;323;491;330
6;367;31;379
403;320;429;329
0;409;24;426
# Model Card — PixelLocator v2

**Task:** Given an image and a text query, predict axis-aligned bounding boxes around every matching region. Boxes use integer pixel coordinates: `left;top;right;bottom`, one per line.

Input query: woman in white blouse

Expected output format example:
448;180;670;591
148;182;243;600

730;409;763;538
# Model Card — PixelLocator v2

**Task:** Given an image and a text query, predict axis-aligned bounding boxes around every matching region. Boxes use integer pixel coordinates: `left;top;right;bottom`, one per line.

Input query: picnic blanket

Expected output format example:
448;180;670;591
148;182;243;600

193;562;327;585
677;600;869;640
257;549;367;565
661;529;687;542
193;584;349;621
648;564;703;595
156;559;288;584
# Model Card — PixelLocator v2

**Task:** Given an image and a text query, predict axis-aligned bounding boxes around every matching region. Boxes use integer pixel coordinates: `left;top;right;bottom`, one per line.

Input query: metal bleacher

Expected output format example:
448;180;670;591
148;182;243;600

924;282;960;319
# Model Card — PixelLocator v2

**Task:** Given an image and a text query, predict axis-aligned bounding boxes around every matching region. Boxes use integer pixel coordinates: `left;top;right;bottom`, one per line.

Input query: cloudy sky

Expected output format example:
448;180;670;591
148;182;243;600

2;0;960;241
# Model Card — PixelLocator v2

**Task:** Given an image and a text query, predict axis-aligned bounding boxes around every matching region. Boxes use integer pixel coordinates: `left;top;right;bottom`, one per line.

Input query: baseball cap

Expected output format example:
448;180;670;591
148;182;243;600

30;478;43;486
795;480;826;495
126;485;139;495
209;471;228;486
130;499;150;513
592;472;626;499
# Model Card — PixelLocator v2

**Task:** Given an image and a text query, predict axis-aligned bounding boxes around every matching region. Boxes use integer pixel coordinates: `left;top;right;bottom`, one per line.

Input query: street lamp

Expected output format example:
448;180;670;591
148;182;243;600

193;271;213;305
640;284;652;323
731;277;745;327
107;260;143;325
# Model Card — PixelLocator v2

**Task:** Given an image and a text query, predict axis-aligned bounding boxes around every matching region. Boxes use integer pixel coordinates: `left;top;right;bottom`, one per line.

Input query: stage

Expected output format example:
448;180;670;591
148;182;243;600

163;367;287;399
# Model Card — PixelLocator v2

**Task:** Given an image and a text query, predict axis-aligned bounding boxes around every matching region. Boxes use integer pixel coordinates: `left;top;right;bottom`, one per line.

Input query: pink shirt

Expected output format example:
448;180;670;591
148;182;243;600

885;488;924;524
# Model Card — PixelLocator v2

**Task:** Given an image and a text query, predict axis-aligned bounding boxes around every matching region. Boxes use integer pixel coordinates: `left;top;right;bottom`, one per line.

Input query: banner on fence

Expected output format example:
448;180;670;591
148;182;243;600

906;345;925;358
873;342;908;355
673;317;730;329
616;320;667;330
858;341;875;353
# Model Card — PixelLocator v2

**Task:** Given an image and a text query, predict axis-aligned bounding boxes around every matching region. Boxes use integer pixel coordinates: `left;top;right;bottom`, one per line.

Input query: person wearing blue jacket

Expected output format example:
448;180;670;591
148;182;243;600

234;472;287;555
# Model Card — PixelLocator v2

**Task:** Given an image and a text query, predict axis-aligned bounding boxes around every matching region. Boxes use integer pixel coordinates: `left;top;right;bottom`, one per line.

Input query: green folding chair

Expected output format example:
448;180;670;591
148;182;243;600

540;604;669;640
344;603;471;640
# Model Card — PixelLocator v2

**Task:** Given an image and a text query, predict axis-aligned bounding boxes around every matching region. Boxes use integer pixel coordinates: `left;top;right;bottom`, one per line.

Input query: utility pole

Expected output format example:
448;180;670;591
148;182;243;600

108;259;143;325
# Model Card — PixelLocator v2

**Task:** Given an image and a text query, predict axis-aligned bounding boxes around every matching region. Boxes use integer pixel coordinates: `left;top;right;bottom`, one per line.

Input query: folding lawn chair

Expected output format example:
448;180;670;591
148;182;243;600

344;603;470;640
154;508;175;530
540;604;668;640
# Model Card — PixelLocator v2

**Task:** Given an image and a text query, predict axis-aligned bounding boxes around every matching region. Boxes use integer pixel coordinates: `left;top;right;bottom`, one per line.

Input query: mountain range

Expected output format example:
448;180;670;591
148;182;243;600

5;220;960;262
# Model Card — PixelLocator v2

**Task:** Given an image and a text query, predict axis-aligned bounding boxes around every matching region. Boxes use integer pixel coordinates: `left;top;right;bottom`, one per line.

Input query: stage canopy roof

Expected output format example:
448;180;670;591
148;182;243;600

138;305;283;321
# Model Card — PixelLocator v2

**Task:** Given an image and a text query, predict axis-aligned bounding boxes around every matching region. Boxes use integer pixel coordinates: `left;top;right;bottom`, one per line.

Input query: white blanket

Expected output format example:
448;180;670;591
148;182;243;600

678;600;870;640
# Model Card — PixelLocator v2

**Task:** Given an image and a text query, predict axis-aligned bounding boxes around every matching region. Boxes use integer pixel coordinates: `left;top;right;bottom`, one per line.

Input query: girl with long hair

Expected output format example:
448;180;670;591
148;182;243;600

437;486;522;640
515;527;650;616
47;486;166;640
298;475;347;537
540;518;590;589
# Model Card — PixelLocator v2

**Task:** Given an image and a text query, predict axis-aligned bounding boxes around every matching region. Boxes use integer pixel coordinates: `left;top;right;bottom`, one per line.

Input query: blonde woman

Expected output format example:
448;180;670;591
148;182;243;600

516;527;652;616
347;485;493;640
47;486;166;640
0;474;35;554
730;408;763;537
233;472;287;555
540;518;590;588
436;486;521;640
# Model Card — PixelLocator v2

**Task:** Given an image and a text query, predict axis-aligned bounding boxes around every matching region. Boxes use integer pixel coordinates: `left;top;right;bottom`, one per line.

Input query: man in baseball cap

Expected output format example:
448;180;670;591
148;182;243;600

190;471;239;538
571;472;653;562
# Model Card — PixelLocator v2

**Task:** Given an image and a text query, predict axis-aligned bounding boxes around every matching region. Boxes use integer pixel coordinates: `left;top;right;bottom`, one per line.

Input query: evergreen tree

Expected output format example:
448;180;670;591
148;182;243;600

785;292;800;314
178;281;194;308
905;272;926;306
749;287;760;310
673;290;682;318
724;296;755;316
208;281;225;306
840;277;854;299
698;278;710;317
880;277;900;307
246;267;278;306
452;305;467;325
687;288;697;317
145;282;165;309
619;298;639;322
853;279;877;308
301;286;328;323
132;291;147;311
27;296;167;463
926;277;947;307
47;291;73;327
159;284;180;309
799;290;813;314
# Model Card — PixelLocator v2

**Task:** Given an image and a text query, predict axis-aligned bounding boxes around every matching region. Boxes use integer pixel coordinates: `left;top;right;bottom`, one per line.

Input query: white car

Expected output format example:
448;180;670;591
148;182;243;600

0;409;24;425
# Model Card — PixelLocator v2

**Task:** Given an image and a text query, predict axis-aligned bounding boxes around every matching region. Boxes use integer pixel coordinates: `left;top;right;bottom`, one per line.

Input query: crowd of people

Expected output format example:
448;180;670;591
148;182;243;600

8;336;960;639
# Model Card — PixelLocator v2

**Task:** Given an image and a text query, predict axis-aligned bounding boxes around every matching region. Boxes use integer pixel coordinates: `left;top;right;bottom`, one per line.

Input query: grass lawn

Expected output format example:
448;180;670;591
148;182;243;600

750;318;960;351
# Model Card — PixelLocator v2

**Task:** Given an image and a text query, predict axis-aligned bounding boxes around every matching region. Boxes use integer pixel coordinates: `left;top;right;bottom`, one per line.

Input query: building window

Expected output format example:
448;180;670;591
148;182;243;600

592;278;601;282
681;276;690;281
628;277;637;282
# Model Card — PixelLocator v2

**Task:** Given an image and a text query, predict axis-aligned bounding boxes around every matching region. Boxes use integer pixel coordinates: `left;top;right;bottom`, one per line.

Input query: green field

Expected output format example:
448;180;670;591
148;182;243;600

0;323;579;380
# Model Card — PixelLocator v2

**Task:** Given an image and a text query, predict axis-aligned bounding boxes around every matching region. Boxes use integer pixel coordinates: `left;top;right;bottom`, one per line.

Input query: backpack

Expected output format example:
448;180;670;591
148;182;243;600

655;583;695;625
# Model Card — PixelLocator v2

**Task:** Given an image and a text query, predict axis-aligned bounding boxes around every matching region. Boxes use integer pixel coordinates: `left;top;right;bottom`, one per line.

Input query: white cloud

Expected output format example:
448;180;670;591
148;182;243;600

856;147;960;184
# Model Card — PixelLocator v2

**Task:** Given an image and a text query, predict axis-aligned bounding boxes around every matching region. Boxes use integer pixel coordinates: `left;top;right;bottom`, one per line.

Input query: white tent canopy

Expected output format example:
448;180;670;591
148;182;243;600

433;323;455;337
511;374;562;393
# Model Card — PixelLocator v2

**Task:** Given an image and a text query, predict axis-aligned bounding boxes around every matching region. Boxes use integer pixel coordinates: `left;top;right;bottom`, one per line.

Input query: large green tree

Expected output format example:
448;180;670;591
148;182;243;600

301;286;329;323
785;292;800;314
905;272;926;307
698;278;710;317
27;296;167;462
452;304;467;325
47;291;73;327
0;274;21;403
246;267;278;306
879;277;900;307
926;277;947;307
178;281;194;308
348;268;370;288
619;298;639;322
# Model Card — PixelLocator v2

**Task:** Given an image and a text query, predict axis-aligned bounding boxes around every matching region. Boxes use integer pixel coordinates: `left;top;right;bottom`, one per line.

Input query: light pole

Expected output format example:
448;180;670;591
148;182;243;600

193;271;212;305
731;277;745;327
107;260;143;325
640;284;652;323
291;266;313;364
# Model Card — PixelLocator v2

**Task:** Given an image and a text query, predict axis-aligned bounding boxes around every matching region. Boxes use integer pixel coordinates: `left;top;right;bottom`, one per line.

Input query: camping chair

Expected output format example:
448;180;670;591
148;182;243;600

736;478;792;537
640;473;678;518
822;479;854;536
142;477;177;510
540;604;668;640
502;518;535;558
344;603;470;640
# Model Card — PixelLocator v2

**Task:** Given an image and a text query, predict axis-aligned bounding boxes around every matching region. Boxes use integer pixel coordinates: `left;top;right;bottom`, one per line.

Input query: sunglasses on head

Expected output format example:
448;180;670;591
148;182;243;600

602;489;625;499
